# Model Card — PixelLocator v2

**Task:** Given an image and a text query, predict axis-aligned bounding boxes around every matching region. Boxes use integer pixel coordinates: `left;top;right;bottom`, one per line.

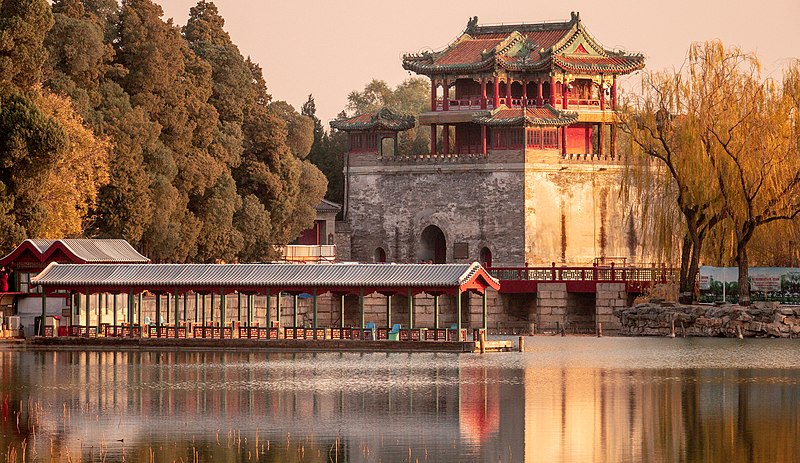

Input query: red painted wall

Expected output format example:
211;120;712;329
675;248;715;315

566;124;592;154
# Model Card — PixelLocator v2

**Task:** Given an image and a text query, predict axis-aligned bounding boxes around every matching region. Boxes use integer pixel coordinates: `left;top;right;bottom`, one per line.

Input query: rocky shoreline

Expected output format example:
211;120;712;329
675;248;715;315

615;301;800;338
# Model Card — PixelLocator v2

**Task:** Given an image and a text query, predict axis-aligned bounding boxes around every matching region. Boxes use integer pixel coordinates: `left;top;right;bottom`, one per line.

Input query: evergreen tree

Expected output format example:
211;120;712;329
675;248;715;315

304;94;345;208
0;0;54;92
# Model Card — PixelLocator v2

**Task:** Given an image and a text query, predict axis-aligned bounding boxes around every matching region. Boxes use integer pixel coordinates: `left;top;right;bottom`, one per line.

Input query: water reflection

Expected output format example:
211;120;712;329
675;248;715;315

1;338;799;462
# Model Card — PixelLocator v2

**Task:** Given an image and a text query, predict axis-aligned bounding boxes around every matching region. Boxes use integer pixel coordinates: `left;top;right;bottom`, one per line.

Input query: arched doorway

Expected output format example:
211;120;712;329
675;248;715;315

419;225;446;263
480;247;492;268
373;247;386;263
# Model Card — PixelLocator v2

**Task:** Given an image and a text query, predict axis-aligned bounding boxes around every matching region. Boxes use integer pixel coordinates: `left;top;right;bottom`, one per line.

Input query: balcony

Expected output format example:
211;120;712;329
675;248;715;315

434;97;613;111
276;245;336;263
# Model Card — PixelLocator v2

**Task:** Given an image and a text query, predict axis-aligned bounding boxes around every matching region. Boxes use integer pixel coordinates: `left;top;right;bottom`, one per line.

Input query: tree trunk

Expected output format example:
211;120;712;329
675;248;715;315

678;234;693;304
736;245;750;306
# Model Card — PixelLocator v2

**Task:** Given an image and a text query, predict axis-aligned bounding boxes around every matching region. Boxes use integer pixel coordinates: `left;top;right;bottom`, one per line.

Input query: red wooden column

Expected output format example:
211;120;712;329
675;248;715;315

562;78;568;110
430;78;437;111
431;124;437;155
522;80;528;107
599;77;605;111
493;79;500;108
455;125;461;154
442;80;449;111
537;80;543;106
442;124;450;155
599;123;605;157
561;126;567;156
549;76;556;106
480;78;487;109
481;125;487;156
585;125;591;154
505;78;512;106
611;75;617;110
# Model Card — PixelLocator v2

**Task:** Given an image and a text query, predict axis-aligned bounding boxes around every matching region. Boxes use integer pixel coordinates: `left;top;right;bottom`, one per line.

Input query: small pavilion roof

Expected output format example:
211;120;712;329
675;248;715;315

330;108;415;132
402;12;644;76
32;262;500;296
315;199;342;214
473;105;578;127
0;239;149;267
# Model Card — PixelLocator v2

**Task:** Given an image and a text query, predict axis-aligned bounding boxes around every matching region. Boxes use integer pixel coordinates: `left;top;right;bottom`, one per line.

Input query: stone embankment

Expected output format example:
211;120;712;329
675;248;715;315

615;301;800;338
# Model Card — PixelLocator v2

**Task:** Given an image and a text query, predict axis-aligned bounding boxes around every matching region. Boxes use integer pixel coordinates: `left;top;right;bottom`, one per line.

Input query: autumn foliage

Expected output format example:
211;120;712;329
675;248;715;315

0;0;326;262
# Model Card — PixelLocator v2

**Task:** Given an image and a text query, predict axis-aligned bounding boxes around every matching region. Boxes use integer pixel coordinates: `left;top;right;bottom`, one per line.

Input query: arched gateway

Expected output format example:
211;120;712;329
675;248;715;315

419;225;446;263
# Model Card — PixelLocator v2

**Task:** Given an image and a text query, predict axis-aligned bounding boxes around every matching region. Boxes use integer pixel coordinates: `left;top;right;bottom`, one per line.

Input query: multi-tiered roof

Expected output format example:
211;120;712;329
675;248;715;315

402;12;644;76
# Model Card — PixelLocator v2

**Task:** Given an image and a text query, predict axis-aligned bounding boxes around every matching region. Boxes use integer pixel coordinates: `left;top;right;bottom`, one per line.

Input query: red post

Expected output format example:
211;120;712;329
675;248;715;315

610;262;616;281
562;78;568;110
611;75;617;110
551;262;556;281
481;125;487;156
505;79;512;106
537;80;543;106
522;80;528;107
599;76;605;111
561;126;567;156
455;125;461;154
430;124;437;155
493;79;500;108
442;80;449;111
549;76;556;106
480;78;487;110
431;78;437;111
442;124;449;155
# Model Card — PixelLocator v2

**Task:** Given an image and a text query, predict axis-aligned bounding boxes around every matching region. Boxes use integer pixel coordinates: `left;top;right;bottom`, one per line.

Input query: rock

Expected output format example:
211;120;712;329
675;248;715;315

766;324;783;337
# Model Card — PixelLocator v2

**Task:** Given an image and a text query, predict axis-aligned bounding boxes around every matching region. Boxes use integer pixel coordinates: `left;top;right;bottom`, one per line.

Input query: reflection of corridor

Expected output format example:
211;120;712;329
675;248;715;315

4;347;800;462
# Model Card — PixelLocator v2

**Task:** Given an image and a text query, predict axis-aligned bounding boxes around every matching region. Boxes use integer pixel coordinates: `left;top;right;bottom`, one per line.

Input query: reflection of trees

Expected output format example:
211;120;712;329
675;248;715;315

4;350;800;461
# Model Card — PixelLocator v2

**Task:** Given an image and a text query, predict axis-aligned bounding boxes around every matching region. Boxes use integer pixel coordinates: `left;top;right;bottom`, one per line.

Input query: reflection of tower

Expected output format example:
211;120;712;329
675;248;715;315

459;366;500;442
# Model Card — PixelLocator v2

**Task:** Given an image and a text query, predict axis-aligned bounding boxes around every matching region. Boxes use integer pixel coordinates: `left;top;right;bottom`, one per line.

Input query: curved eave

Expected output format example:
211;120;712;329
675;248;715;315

474;107;578;127
475;116;577;127
552;55;645;74
329;120;415;132
402;56;497;76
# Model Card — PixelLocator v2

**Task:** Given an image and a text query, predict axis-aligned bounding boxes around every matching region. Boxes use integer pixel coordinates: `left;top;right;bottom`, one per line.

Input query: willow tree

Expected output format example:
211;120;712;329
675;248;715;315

625;42;800;305
696;45;800;305
622;61;724;305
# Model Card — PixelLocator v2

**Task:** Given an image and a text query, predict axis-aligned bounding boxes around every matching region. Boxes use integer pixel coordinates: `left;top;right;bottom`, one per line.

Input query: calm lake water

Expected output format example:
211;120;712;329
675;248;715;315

1;338;799;462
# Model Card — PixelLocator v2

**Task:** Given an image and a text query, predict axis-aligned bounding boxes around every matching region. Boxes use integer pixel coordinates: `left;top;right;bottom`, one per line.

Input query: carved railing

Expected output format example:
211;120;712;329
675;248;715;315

488;264;676;284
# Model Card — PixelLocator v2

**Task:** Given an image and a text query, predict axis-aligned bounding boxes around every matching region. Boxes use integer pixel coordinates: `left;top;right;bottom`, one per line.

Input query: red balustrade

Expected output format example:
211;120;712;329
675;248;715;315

488;265;675;293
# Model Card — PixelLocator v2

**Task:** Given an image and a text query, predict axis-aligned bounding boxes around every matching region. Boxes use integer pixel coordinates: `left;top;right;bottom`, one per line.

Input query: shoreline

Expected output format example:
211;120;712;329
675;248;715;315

1;336;477;353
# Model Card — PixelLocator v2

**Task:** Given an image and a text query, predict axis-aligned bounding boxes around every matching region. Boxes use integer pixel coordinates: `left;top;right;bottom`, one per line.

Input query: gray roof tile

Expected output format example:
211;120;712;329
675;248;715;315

32;262;498;291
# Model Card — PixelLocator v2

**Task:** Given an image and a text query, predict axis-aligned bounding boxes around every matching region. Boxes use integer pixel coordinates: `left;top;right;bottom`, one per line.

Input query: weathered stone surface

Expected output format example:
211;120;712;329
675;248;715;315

616;302;800;338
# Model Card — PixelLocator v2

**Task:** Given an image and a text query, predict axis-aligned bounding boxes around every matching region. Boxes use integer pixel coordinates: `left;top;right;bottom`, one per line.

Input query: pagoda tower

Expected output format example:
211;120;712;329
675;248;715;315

402;11;643;158
335;13;646;267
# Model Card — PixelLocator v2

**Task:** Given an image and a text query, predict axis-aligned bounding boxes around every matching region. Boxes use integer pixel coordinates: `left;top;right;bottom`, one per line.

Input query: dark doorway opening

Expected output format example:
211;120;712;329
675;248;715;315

419;225;446;263
480;247;492;268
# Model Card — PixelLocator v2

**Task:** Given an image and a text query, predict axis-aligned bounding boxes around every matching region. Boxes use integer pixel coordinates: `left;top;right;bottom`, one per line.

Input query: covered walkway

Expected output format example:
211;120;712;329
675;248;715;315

31;262;499;341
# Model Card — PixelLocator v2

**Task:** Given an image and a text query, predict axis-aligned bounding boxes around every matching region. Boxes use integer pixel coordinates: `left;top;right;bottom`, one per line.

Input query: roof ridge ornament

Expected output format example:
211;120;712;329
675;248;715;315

465;16;479;35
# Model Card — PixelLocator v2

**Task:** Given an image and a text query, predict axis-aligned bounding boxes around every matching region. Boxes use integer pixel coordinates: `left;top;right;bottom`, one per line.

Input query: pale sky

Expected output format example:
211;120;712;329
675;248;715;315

159;0;800;125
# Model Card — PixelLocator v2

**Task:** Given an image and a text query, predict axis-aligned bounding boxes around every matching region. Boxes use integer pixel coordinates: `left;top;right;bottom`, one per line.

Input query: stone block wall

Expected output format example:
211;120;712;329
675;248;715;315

536;283;567;328
346;162;525;266
596;282;626;334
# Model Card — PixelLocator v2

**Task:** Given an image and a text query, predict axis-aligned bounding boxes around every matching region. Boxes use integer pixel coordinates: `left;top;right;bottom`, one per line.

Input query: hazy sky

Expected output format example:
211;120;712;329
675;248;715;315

159;0;799;125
